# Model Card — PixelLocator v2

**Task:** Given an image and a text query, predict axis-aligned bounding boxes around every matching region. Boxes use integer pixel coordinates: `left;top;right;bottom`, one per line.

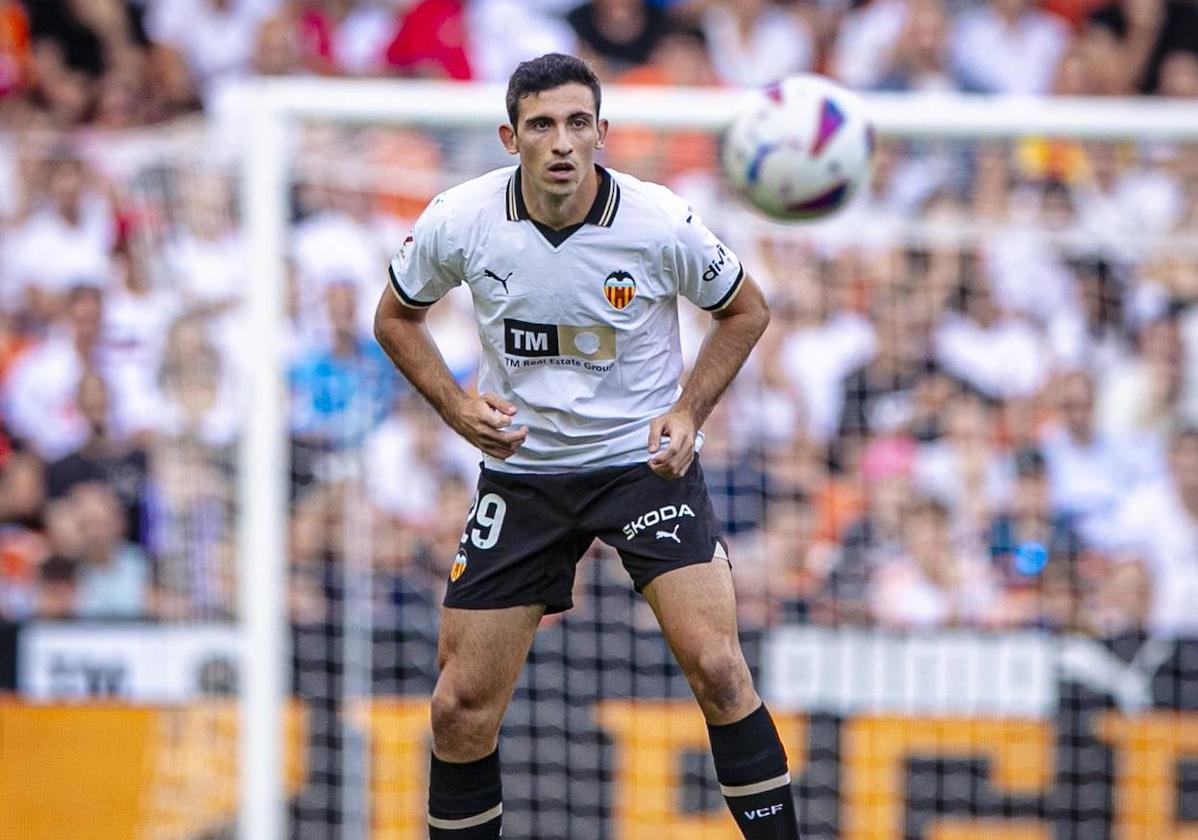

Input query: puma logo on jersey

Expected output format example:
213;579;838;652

656;524;681;543
623;504;694;540
484;269;513;294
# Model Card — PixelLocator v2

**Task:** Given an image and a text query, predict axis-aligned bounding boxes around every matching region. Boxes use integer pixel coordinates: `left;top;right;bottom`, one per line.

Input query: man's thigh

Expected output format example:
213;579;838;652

641;552;759;723
640;545;740;665
436;605;545;697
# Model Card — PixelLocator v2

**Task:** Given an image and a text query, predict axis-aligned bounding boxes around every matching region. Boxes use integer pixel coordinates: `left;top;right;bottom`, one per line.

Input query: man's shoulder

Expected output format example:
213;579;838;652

424;166;515;227
605;168;692;233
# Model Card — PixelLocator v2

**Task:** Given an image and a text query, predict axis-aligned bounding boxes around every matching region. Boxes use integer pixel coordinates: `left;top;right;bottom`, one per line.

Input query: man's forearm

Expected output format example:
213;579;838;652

673;308;769;429
375;316;466;421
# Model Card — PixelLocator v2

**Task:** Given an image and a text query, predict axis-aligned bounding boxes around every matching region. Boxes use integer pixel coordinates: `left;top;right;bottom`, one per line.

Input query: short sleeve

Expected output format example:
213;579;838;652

671;209;745;312
387;196;463;308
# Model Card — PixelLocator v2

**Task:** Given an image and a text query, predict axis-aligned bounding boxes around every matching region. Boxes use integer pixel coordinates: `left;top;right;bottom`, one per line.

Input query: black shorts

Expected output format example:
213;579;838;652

444;459;724;614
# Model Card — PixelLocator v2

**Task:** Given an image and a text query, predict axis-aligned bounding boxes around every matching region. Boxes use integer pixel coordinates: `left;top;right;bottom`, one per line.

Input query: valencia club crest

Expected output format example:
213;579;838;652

450;550;467;582
603;270;636;310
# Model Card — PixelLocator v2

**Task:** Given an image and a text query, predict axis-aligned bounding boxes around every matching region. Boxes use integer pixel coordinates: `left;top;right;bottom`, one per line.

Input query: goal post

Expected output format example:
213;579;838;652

238;78;1198;840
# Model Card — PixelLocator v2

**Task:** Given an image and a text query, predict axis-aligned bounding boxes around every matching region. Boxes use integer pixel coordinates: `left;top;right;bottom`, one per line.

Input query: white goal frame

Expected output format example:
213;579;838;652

238;77;1198;840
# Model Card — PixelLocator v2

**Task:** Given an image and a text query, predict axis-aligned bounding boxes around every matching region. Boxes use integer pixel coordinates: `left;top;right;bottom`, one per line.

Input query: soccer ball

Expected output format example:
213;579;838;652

721;75;874;222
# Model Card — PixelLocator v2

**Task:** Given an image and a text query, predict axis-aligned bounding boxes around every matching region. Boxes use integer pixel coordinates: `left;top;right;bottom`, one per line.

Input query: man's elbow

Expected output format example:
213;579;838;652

748;295;770;339
372;307;389;348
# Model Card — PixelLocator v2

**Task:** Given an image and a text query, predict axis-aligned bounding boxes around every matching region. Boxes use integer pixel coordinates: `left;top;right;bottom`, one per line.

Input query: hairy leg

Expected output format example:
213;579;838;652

644;557;801;838
431;604;544;761
642;558;759;724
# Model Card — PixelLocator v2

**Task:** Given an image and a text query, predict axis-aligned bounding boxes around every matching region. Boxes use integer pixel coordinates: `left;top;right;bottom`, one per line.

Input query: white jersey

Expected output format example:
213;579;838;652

388;165;745;473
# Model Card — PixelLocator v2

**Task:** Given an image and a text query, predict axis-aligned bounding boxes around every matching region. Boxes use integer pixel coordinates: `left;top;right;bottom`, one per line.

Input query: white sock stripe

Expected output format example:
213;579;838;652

719;772;792;798
428;803;503;830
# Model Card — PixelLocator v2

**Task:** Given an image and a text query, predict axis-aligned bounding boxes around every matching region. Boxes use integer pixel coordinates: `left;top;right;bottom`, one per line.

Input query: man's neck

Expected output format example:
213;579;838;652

1180;489;1198;522
522;167;598;230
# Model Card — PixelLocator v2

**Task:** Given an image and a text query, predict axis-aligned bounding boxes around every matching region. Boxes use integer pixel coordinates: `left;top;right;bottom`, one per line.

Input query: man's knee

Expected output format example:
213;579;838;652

690;645;755;717
431;679;505;747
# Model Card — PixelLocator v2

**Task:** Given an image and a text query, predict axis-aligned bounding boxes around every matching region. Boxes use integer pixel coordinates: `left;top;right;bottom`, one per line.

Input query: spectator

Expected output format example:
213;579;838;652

383;0;472;79
145;0;280;106
1098;293;1185;442
0;0;29;99
4;152;115;325
838;289;931;442
913;388;1013;534
65;481;152;618
1158;48;1198;96
22;0;151;122
464;0;577;83
289;281;396;451
817;434;917;625
148;434;236;619
103;239;181;436
0;420;47;618
566;0;671;78
983;180;1080;324
153;314;238;447
0;416;44;528
950;0;1071;94
34;554;78;619
1;284;129;460
159;170;246;367
1048;256;1129;375
1107;426;1198;637
1088;0;1198;94
778;271;876;444
988;447;1084;629
877;0;955;91
290;172;396;347
22;0;146;81
697;0;814;87
834;0;955;92
832;0;911;90
869;496;1000;628
364;399;478;528
1079;554;1151;636
252;7;303;77
1041;369;1158;543
933;262;1048;400
296;0;394;76
45;371;149;545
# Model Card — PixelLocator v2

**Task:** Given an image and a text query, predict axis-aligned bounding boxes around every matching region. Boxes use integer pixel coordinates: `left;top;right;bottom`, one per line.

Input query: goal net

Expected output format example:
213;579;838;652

8;81;1195;840
233;82;1198;840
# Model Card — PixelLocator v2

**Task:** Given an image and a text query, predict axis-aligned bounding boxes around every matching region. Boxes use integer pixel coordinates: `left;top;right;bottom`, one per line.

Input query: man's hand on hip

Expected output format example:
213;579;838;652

447;393;528;460
647;410;697;480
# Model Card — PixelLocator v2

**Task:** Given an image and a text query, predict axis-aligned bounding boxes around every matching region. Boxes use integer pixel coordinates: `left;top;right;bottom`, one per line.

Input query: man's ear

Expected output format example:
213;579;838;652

499;124;518;155
595;118;609;150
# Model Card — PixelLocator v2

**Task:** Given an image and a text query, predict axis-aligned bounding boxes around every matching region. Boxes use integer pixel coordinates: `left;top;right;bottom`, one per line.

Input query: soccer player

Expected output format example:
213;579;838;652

375;53;801;840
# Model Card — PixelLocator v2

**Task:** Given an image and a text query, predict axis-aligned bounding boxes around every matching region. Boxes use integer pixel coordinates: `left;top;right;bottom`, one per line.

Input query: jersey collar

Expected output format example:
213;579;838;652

506;165;621;228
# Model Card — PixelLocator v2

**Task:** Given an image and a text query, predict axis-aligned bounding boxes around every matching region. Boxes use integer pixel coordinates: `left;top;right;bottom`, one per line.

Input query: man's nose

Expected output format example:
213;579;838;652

552;126;573;154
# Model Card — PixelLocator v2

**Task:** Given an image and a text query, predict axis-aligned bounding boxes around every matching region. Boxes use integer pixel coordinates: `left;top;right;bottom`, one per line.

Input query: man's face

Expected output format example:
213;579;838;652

1172;434;1198;499
501;83;608;199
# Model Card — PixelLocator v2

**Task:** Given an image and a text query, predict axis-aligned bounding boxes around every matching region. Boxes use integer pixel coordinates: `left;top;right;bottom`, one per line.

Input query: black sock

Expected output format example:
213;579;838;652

708;704;801;839
428;749;503;839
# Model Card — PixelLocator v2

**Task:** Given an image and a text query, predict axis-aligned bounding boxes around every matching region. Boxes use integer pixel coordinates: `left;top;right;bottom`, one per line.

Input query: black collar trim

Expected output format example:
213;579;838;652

506;165;620;229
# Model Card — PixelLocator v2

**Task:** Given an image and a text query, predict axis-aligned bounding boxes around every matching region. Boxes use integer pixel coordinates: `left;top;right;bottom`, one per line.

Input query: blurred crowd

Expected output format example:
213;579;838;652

0;0;1194;131
0;0;1196;641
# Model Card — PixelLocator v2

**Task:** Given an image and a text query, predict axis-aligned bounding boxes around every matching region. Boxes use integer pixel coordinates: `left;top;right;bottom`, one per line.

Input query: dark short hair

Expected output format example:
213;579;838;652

1013;447;1047;478
506;53;601;128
